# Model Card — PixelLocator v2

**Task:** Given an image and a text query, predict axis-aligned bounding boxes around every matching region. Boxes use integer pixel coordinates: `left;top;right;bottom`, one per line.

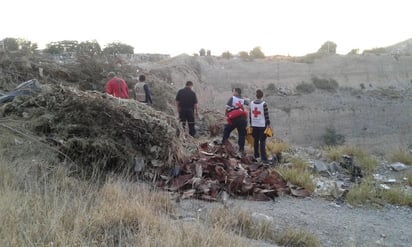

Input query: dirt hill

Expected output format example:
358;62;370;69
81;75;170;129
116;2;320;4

137;51;412;155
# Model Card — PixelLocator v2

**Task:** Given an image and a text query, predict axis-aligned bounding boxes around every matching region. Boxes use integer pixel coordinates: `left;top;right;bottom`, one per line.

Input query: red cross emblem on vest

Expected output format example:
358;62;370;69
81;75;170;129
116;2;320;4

252;107;261;118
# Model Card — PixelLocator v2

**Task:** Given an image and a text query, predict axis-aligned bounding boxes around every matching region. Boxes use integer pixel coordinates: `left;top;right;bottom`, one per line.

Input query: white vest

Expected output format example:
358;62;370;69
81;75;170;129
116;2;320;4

232;96;245;107
134;82;145;102
250;101;266;127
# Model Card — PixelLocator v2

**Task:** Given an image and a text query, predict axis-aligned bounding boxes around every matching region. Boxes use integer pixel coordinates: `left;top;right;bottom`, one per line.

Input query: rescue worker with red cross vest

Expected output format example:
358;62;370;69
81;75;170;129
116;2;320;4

249;89;271;163
221;88;249;157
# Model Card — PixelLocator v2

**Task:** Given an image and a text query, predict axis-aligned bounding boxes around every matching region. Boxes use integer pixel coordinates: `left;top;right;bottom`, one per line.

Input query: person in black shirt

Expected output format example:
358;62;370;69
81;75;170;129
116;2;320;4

175;81;199;137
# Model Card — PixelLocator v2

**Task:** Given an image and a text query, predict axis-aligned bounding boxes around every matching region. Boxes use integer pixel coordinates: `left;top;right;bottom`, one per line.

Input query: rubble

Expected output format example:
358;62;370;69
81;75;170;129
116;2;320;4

157;140;311;201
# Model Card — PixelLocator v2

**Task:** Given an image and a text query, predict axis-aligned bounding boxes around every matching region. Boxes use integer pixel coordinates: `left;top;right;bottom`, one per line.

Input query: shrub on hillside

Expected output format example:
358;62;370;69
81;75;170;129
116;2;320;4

322;127;345;146
221;51;232;59
311;76;339;92
362;47;387;55
265;83;278;95
295;82;315;94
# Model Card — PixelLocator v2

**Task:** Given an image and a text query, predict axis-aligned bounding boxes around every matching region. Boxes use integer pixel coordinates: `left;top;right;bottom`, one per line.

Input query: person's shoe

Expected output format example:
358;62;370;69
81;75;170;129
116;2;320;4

252;157;261;162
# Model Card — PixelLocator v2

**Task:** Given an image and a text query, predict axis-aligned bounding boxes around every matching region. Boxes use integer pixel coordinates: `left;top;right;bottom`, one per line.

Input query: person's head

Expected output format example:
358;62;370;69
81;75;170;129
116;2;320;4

186;81;193;87
233;88;241;96
107;71;116;79
139;75;146;82
256;89;264;99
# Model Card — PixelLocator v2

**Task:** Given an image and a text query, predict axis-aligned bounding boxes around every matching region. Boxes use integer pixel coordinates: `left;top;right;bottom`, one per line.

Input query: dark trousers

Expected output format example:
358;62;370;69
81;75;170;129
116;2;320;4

252;127;267;161
179;108;196;136
222;117;247;152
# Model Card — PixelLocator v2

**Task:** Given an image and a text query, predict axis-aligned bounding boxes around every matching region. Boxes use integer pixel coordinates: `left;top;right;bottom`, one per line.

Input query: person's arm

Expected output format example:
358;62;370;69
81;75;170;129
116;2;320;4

264;102;270;126
225;98;233;114
106;81;113;95
176;100;180;113
144;84;152;104
175;91;181;113
194;103;199;118
124;82;129;98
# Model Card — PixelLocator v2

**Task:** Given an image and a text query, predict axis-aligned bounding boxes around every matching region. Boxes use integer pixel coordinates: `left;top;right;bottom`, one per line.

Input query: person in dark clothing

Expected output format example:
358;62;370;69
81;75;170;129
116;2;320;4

221;88;249;156
175;81;199;137
249;89;271;163
134;75;152;104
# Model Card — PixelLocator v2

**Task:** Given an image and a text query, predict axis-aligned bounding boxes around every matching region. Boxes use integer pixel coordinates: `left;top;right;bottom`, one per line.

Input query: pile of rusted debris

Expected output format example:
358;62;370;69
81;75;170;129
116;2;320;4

157;140;311;201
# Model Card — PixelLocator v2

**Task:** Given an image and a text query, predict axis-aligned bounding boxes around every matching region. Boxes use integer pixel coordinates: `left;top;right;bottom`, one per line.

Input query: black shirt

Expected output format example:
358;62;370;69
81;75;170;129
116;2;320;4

176;87;198;110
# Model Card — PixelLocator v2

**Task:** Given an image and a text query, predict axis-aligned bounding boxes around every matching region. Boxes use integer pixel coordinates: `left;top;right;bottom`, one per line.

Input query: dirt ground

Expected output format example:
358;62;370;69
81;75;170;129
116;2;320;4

177;195;412;247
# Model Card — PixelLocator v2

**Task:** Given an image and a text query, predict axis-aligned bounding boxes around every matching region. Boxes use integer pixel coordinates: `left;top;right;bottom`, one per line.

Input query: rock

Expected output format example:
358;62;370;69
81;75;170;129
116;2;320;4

390;162;408;171
314;160;331;176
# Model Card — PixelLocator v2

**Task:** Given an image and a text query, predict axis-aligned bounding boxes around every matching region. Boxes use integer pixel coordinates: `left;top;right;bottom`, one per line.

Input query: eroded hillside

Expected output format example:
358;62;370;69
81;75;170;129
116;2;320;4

138;53;412;154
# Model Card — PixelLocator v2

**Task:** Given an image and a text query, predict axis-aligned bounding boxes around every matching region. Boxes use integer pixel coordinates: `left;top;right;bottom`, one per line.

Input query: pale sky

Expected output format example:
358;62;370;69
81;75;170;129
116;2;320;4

1;0;411;56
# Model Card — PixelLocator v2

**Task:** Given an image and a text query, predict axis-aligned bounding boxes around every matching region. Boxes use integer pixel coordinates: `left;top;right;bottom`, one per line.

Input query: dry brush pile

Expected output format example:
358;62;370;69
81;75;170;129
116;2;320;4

1;84;186;178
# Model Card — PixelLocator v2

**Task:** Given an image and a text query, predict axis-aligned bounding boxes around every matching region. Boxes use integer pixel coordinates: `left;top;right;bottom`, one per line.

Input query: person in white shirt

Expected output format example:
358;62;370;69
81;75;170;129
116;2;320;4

249;89;270;163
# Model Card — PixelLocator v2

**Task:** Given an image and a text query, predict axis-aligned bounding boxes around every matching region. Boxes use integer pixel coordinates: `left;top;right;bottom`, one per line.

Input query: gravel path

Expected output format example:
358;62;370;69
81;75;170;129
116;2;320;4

177;196;412;247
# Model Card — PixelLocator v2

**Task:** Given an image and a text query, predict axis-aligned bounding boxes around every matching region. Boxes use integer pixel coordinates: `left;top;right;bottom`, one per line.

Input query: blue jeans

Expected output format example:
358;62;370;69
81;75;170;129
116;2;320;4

222;117;247;152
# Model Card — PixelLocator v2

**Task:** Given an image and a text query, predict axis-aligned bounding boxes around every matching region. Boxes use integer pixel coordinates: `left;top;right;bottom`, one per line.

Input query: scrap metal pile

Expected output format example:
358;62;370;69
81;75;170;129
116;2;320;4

157;141;310;201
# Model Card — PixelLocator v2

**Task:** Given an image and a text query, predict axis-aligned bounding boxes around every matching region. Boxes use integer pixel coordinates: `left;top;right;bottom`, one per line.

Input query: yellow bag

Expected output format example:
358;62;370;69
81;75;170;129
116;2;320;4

264;126;273;137
245;133;254;149
246;126;253;135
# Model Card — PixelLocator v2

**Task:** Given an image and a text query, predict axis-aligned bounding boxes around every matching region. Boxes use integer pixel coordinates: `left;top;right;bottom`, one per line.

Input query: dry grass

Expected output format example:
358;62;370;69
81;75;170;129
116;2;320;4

276;228;321;247
323;145;379;176
345;177;382;206
408;173;412;186
276;157;316;192
324;145;363;161
0;156;258;247
209;207;274;240
208;207;320;247
389;147;412;165
380;188;412;206
346;176;412;207
355;153;379;175
266;140;291;156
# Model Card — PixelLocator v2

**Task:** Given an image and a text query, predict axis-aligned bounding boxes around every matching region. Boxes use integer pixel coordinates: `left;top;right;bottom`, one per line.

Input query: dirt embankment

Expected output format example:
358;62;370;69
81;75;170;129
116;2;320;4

140;54;412;154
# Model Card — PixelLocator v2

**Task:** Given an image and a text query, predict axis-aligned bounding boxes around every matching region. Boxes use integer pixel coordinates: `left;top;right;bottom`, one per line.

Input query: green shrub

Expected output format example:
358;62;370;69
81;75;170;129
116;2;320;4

322;127;345;146
296;82;315;94
221;51;232;59
362;47;387;55
249;47;265;59
311;77;339;92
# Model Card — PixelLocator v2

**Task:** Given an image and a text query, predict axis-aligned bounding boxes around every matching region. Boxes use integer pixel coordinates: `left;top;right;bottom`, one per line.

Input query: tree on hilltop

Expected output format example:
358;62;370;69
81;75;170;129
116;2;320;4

249;46;265;58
